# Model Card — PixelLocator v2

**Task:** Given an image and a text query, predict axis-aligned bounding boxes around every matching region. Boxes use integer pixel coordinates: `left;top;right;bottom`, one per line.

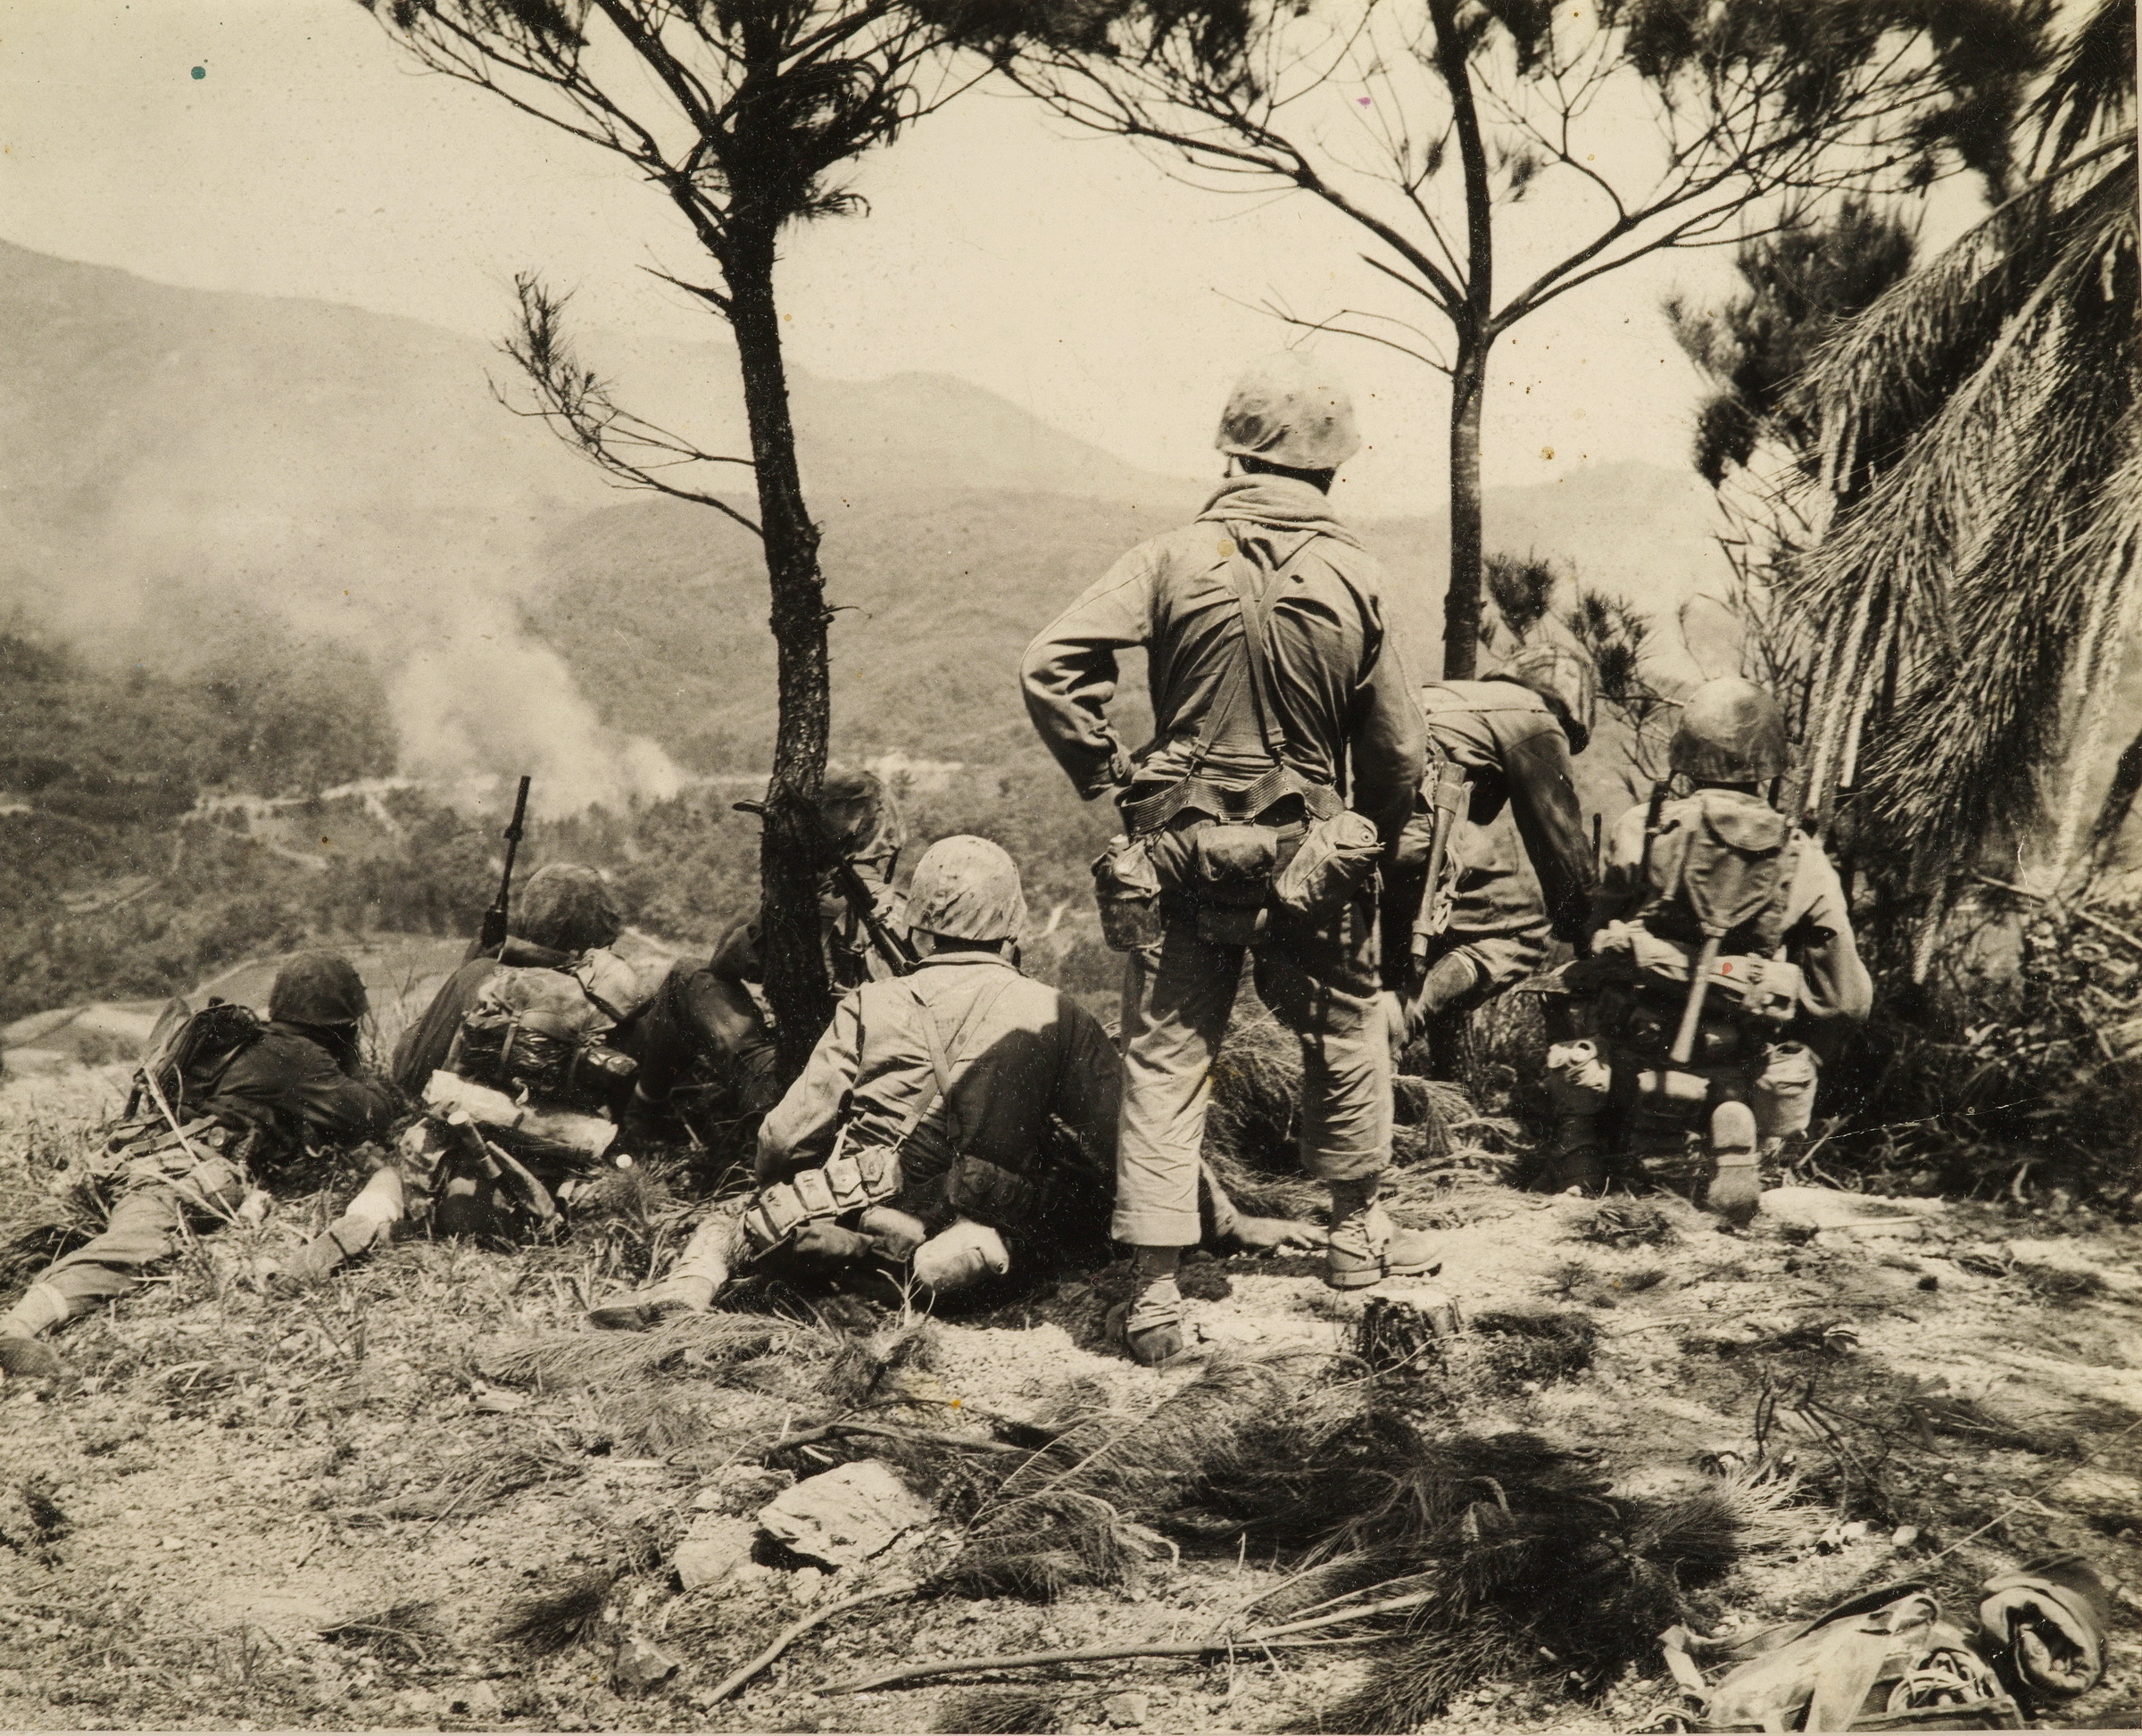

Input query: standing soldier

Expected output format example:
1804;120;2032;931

1022;353;1430;1365
1548;677;1872;1222
0;953;399;1379
1389;644;1599;1048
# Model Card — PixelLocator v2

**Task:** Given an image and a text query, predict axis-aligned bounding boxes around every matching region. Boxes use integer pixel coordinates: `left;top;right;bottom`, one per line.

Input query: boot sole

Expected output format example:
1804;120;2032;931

1325;1258;1444;1292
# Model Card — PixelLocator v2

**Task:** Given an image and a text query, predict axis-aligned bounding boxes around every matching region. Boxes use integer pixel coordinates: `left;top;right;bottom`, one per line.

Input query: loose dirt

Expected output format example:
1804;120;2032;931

1;1055;2137;1734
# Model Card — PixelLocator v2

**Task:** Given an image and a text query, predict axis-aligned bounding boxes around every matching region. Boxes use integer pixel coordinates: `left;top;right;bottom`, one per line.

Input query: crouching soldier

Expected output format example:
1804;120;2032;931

1545;678;1872;1225
586;836;1314;1332
619;765;909;1146
0;954;399;1379
1388;645;1598;1048
277;877;651;1284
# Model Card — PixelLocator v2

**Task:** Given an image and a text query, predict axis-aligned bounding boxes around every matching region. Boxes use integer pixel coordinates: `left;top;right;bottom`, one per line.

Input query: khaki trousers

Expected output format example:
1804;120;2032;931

1114;893;1390;1247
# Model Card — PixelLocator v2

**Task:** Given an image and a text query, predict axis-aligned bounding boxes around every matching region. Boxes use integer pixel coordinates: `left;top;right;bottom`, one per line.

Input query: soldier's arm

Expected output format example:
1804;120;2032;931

1349;619;1427;847
1019;548;1157;800
1786;848;1874;1036
754;989;863;1180
224;1040;402;1147
1050;1001;1123;1175
1499;716;1594;944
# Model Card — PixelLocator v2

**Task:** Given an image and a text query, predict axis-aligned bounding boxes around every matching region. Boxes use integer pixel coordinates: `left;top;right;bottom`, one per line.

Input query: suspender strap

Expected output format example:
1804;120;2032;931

901;971;1020;1159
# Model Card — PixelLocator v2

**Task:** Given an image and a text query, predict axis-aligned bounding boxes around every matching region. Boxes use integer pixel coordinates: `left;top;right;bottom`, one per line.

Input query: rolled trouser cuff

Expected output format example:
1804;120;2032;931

1109;1203;1203;1248
1304;1143;1387;1184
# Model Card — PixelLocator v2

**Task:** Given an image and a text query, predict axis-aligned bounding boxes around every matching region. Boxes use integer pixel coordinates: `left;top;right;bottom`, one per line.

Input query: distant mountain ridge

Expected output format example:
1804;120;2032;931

0;237;1735;804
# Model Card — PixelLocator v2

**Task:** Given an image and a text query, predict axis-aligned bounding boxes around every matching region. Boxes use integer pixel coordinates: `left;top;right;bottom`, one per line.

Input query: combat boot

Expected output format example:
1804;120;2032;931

1109;1275;1187;1367
1705;1101;1762;1229
1325;1181;1441;1291
0;1283;72;1382
587;1211;743;1331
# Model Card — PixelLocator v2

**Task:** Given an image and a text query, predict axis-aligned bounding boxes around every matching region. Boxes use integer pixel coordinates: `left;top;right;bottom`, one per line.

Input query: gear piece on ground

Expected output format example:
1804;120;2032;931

1326;1193;1442;1291
1109;1276;1188;1367
585;1273;718;1332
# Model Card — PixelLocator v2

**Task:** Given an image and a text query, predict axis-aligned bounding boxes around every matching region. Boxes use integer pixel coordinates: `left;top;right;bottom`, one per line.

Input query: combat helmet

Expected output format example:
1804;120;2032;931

1216;352;1362;473
518;864;624;953
1503;643;1598;755
907;835;1027;943
1670;677;1792;784
270;952;369;1026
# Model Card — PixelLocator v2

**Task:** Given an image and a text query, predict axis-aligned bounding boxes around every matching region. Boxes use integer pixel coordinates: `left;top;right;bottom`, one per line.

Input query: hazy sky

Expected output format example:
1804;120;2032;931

0;0;1989;518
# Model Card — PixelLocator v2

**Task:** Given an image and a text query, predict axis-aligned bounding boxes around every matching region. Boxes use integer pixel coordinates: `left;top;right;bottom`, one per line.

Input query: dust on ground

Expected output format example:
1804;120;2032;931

0;1057;2138;1734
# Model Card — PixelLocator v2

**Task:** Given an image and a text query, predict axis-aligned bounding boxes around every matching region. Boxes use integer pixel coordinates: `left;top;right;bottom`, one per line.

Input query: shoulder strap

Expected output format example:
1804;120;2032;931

1186;527;1324;778
901;971;1020;1154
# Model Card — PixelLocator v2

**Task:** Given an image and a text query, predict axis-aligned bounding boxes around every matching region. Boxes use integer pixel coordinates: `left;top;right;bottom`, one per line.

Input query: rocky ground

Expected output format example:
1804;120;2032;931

0;993;2138;1733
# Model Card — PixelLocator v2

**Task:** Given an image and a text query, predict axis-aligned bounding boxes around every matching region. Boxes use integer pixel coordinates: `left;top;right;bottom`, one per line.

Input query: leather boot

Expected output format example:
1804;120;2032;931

1325;1181;1441;1291
587;1212;742;1330
1706;1101;1762;1229
1110;1275;1186;1367
0;1283;72;1381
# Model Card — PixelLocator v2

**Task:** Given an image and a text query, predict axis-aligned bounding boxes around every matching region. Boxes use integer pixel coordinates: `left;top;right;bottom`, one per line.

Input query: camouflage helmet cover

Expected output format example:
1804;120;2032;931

1503;643;1598;755
270;951;369;1026
518;863;624;953
1216;351;1362;472
907;835;1027;943
1671;677;1793;783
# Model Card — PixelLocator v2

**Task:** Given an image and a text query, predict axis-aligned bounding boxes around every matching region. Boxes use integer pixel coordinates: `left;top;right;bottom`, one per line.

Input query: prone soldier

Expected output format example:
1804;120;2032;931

0;953;399;1378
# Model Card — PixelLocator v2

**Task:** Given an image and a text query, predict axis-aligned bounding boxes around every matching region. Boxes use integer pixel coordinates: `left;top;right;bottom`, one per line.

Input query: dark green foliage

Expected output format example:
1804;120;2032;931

1669;200;1918;485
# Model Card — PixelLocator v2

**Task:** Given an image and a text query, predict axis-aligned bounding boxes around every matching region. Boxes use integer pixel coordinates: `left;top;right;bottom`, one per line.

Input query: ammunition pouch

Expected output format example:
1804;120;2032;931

741;1141;903;1254
1092;834;1165;951
1273;809;1382;920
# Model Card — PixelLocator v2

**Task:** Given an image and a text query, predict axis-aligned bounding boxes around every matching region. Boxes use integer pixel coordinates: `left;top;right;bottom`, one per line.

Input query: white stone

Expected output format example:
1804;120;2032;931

674;1512;757;1591
757;1458;933;1569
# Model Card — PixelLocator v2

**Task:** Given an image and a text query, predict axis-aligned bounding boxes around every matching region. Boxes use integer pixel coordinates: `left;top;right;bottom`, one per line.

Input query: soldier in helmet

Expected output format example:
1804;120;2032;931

1022;353;1432;1363
1545;677;1872;1224
1386;642;1599;1049
390;862;628;1095
619;764;908;1145
0;952;399;1379
585;836;1314;1329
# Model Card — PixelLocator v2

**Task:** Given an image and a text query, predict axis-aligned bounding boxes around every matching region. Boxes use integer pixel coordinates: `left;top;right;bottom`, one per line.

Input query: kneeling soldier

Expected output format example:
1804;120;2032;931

1548;678;1872;1225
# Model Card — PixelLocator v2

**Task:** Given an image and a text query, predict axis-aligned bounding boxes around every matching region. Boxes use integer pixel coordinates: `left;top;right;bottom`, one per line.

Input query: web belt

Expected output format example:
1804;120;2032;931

1122;762;1341;836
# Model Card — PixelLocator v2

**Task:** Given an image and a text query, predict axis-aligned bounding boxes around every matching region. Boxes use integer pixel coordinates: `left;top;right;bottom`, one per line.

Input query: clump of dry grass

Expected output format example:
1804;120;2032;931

320;1599;443;1667
1472;1309;1598;1387
495;1570;613;1657
934;1687;1078;1733
1568;1200;1679;1249
477;1307;840;1392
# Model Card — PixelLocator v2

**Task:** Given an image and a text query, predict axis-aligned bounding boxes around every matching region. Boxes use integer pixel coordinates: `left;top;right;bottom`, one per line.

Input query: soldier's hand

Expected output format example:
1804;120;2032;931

1230;1214;1322;1253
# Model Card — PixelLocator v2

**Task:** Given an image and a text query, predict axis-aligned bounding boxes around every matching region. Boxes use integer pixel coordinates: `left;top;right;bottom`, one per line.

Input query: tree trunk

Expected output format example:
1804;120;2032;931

726;217;835;1078
1426;0;1493;684
1442;333;1489;679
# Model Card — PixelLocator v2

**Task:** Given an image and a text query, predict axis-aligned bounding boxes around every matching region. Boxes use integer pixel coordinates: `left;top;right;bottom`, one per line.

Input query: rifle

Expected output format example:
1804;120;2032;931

734;798;920;976
1407;758;1471;987
477;775;533;954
